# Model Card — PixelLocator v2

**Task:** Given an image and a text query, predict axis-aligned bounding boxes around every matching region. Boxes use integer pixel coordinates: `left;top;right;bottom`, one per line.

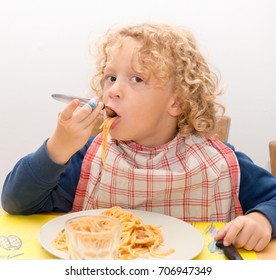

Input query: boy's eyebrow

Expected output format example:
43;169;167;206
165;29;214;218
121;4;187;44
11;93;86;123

103;64;114;73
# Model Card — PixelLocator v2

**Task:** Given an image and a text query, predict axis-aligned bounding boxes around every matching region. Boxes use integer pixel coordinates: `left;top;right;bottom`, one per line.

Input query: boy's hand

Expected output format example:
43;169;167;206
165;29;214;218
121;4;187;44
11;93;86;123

214;212;272;252
46;99;104;164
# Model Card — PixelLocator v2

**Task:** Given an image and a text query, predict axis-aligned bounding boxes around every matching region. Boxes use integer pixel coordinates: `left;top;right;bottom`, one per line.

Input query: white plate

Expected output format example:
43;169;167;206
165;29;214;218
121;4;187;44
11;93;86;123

39;209;204;260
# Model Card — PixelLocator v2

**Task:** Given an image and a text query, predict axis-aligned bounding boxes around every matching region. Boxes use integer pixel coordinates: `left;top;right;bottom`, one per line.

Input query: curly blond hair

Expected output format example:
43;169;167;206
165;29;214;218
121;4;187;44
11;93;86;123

90;23;224;138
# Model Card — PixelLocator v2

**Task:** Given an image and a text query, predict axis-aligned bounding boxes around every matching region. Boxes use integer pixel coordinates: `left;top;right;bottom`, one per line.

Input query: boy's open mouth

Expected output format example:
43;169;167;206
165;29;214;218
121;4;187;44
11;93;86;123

105;107;118;118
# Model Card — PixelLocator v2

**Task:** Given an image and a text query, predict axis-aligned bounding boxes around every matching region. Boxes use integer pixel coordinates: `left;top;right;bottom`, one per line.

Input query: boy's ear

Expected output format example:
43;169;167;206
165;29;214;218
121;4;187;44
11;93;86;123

168;94;182;117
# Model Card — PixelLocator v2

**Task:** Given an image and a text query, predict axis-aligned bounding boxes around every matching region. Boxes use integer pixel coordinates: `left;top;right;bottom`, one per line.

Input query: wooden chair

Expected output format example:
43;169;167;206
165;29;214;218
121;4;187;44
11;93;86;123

215;115;231;142
269;140;276;176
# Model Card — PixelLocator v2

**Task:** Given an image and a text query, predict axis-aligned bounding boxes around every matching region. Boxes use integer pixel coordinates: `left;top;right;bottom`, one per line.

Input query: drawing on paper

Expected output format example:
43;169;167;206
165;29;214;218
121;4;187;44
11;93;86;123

0;235;22;250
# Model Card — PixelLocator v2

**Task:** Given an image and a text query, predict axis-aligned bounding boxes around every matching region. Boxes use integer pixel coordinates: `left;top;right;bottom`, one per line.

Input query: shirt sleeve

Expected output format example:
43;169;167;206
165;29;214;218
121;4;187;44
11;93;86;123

226;143;276;238
1;137;94;214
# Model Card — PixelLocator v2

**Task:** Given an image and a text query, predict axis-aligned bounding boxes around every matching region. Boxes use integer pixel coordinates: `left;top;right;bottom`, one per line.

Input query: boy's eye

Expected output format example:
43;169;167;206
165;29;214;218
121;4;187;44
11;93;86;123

131;76;143;83
106;76;116;82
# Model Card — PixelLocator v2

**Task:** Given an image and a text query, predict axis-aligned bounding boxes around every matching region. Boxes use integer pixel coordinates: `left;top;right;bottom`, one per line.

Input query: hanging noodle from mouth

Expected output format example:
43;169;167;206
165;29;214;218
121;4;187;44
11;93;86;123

52;206;175;260
99;117;116;169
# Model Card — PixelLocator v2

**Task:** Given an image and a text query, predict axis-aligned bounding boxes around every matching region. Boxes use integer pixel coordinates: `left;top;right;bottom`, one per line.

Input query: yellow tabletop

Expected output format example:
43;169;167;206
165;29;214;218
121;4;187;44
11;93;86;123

0;211;275;260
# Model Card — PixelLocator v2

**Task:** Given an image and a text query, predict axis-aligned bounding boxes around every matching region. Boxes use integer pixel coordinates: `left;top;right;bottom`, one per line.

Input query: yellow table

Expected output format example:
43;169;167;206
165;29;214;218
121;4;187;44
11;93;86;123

1;211;273;260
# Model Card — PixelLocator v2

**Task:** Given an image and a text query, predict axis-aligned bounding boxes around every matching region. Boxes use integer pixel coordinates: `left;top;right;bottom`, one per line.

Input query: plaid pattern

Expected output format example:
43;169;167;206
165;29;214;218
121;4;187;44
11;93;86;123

73;134;242;222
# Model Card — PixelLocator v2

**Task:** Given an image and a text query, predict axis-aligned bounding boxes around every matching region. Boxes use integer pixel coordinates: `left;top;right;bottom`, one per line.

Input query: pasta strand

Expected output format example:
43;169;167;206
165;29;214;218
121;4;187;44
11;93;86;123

99;117;116;169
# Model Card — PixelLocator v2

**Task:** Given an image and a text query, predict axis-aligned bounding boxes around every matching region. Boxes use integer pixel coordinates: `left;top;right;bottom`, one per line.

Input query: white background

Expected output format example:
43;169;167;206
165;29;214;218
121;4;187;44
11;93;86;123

1;0;276;200
0;260;275;279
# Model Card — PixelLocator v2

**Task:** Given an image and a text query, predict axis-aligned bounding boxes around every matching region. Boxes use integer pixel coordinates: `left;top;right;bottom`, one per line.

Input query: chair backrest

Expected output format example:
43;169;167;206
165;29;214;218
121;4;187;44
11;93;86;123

91;115;231;142
215;115;231;142
269;141;276;176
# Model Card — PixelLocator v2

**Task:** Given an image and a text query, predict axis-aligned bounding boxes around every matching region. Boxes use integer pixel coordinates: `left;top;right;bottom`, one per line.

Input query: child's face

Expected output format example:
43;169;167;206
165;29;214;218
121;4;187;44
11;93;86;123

102;37;179;147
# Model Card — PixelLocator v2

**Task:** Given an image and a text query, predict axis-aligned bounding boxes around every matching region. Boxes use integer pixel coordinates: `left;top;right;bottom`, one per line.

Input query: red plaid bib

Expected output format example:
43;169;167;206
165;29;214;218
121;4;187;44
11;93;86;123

72;134;242;222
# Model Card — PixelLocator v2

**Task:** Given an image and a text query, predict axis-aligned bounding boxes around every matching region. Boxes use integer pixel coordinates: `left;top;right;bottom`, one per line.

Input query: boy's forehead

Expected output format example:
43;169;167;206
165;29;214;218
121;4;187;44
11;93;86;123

109;36;140;51
106;37;141;61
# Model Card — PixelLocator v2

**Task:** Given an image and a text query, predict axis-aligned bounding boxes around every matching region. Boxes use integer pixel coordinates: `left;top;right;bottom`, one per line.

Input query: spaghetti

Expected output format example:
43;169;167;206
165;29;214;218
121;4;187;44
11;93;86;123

102;206;175;260
99;117;116;169
52;206;175;260
52;228;68;252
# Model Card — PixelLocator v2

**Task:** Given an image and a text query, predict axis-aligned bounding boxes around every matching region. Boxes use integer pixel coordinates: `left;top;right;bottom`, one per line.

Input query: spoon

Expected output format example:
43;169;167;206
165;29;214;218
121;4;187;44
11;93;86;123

51;94;98;109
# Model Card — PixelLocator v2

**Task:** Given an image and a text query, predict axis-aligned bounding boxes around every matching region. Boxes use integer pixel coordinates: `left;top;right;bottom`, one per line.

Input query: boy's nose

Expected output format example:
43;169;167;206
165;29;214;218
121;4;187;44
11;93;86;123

107;80;123;99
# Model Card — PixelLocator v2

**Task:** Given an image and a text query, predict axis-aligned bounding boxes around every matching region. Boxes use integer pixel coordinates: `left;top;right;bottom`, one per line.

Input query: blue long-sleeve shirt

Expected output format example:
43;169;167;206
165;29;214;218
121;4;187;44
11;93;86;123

2;137;276;238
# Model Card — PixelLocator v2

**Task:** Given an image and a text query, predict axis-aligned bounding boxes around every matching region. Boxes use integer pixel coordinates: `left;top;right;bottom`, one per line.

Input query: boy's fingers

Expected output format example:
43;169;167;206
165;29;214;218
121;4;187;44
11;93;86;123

214;223;229;241
220;219;245;246
59;99;80;121
83;100;104;112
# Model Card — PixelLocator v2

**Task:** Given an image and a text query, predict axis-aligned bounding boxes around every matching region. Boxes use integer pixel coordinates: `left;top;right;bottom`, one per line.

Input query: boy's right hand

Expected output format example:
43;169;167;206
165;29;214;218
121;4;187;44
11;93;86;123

46;98;104;164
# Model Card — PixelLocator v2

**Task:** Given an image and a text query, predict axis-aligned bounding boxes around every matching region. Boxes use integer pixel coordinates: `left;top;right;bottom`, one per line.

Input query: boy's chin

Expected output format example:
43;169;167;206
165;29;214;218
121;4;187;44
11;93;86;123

110;133;132;142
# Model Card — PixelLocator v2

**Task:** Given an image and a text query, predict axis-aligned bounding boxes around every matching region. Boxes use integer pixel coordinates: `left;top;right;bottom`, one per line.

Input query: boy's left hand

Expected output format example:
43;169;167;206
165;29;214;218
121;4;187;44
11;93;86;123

214;212;272;252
